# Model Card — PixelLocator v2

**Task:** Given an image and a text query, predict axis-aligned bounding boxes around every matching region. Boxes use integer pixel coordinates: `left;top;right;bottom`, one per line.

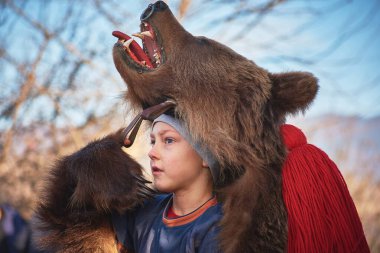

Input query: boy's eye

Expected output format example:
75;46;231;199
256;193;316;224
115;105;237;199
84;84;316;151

164;137;175;144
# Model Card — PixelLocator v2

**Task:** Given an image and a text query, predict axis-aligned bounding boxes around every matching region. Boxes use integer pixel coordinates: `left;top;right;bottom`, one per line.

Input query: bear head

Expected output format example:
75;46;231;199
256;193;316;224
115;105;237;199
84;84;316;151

112;1;318;252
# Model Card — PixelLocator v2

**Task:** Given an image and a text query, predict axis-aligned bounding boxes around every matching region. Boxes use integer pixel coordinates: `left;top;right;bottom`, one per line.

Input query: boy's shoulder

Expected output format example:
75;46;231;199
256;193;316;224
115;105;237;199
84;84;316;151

138;193;172;214
111;194;171;244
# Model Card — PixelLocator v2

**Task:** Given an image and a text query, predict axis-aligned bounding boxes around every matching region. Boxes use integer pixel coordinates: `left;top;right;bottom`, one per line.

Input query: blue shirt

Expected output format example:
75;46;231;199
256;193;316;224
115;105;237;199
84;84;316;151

112;194;223;253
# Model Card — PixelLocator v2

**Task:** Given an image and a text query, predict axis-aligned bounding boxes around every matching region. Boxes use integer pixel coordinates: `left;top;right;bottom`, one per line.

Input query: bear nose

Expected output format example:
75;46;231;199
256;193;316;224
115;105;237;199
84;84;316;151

140;1;168;21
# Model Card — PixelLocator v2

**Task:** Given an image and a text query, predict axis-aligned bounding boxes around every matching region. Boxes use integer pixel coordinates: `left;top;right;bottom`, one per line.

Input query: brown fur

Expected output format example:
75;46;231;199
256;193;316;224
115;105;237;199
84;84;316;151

34;1;318;252
34;130;153;252
113;1;318;252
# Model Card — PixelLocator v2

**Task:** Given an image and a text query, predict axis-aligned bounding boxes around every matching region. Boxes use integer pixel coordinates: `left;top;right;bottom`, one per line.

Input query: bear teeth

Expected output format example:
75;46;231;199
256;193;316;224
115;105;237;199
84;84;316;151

153;52;160;60
123;38;134;51
132;31;153;39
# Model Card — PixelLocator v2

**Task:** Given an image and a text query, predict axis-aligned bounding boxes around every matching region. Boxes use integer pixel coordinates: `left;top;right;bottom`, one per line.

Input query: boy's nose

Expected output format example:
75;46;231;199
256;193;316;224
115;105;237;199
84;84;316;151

148;146;159;160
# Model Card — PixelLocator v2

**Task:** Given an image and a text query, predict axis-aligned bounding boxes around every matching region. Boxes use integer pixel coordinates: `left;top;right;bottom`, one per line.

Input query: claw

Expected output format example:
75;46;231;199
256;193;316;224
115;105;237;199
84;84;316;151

133;174;152;184
137;181;156;193
137;185;156;198
133;174;156;199
137;190;152;199
122;100;176;148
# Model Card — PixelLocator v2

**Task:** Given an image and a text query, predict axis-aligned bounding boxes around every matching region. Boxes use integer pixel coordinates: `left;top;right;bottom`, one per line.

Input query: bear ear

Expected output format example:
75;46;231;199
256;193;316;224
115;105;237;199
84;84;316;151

269;71;319;115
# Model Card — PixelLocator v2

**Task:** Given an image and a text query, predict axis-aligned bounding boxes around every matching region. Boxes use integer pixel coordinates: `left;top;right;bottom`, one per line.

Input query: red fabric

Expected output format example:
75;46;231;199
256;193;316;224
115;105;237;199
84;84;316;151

167;206;180;219
280;124;370;253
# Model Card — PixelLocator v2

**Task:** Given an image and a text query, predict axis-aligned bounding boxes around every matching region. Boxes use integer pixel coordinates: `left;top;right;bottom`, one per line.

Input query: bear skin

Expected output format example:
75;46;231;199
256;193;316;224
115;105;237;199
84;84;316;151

34;130;155;252
34;1;318;253
112;1;317;253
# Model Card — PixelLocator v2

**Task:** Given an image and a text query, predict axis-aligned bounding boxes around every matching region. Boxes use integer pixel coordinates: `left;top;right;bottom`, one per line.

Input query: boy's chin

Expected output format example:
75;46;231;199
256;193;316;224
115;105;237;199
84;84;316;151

153;181;176;193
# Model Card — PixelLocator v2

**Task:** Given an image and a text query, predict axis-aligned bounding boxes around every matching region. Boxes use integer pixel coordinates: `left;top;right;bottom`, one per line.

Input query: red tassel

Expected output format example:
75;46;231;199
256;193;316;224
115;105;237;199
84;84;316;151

280;124;370;253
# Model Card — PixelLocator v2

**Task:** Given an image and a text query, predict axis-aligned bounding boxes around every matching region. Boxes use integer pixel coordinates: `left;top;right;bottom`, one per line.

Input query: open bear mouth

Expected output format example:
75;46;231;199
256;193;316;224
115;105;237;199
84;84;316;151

112;21;163;69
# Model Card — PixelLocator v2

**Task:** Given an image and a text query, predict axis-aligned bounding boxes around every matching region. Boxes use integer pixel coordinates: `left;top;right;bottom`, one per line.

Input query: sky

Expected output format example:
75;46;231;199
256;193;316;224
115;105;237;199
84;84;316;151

1;0;380;131
95;0;380;119
180;0;380;119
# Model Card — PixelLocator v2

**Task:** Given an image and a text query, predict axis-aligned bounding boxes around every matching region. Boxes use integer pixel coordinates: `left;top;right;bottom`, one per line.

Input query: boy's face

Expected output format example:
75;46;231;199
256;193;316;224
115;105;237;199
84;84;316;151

149;122;209;193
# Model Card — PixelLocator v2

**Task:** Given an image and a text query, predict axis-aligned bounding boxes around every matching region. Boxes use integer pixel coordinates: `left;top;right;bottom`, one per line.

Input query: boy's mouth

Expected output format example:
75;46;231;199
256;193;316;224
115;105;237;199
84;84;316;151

151;165;163;175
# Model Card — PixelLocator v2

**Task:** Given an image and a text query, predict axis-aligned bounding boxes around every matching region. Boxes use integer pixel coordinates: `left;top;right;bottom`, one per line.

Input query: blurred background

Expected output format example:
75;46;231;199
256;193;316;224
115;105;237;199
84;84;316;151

0;0;379;252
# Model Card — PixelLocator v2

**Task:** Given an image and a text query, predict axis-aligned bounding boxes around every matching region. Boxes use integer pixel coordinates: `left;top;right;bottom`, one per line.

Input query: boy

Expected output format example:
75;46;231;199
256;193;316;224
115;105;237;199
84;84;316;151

112;114;223;253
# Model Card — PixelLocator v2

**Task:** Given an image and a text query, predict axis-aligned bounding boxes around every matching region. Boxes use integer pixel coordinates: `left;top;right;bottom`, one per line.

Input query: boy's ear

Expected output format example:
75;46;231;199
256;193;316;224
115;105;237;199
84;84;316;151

269;71;319;116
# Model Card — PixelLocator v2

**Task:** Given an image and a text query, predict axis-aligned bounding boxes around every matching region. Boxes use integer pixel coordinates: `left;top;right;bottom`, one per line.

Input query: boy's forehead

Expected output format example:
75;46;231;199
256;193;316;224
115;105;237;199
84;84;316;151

151;122;179;136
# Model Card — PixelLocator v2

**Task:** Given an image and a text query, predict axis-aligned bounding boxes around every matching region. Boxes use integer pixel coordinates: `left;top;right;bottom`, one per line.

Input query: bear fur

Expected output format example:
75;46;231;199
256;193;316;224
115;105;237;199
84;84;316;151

35;1;320;252
112;1;317;252
33;131;155;252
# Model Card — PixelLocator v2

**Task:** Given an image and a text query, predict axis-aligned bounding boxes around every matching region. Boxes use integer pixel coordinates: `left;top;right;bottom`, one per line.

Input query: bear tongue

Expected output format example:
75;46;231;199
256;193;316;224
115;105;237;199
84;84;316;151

112;31;153;68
